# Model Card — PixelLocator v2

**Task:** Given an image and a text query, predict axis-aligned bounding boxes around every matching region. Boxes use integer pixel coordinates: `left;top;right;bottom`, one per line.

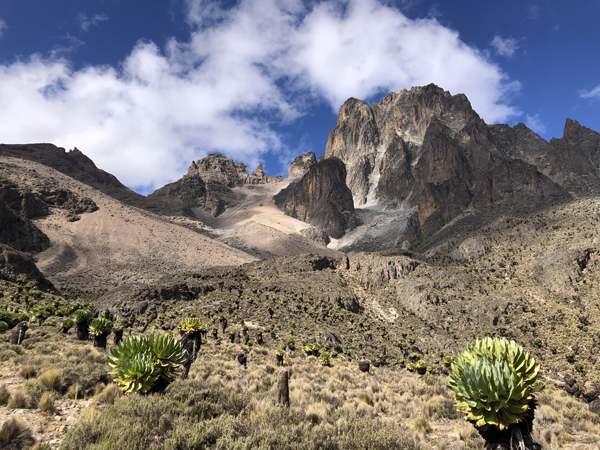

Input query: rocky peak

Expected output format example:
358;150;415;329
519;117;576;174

325;84;481;207
288;152;317;180
0;143;146;208
187;154;283;187
188;153;248;188
489;118;600;197
323;84;570;243
274;158;357;239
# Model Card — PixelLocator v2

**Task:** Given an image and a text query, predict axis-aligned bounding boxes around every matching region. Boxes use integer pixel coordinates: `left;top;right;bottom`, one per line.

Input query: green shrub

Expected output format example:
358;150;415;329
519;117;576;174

0;321;8;333
73;309;93;324
447;337;544;431
38;368;61;392
61;318;75;330
89;318;114;336
61;379;422;450
179;318;202;334
108;334;185;394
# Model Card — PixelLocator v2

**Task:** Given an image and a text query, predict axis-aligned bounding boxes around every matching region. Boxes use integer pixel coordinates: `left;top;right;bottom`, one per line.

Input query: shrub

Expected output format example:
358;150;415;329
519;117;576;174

73;309;93;324
0;321;7;333
0;418;34;448
7;390;28;409
447;337;544;431
60;318;75;330
108;334;185;394
89;318;114;336
179;318;202;334
0;384;9;405
38;392;55;413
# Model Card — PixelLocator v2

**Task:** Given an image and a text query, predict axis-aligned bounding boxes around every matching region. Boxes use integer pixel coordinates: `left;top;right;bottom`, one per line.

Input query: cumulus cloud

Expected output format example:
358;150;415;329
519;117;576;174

0;0;519;192
580;84;600;100
78;13;109;32
491;35;518;57
525;113;546;135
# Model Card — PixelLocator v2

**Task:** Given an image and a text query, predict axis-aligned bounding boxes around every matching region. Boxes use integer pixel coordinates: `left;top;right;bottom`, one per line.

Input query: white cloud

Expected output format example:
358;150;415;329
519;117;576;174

0;18;6;38
525;113;546;135
580;84;600;100
0;0;520;192
491;35;518;57
78;13;109;32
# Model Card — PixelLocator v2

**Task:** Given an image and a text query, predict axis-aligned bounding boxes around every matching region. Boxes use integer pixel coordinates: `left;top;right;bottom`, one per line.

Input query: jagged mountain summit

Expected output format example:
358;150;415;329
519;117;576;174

281;84;598;252
147;153;284;217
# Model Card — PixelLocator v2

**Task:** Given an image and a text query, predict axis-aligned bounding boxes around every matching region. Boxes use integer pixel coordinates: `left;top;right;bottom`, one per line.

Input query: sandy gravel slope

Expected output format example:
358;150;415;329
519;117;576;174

1;157;256;290
195;183;341;259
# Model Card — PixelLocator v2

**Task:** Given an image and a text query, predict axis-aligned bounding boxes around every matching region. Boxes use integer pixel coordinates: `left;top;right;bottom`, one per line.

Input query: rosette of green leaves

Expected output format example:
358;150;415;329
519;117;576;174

108;334;185;394
73;309;93;324
447;337;544;431
0;321;8;332
115;353;160;394
179;318;202;334
89;318;114;336
60;318;75;331
148;334;186;383
319;352;331;366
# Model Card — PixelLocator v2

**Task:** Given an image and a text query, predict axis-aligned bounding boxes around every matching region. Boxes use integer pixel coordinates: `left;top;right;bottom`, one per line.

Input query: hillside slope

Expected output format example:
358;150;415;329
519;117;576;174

0;156;257;290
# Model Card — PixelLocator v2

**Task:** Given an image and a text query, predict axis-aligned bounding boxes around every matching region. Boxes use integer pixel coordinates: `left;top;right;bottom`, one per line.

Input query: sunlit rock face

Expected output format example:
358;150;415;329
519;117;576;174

324;84;569;238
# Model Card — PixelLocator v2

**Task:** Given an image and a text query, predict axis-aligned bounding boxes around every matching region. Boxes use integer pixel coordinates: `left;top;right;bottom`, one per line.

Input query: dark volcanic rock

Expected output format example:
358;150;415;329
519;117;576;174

0;200;50;252
0;243;54;291
274;158;357;238
300;227;330;246
491;119;600;197
0;170;98;251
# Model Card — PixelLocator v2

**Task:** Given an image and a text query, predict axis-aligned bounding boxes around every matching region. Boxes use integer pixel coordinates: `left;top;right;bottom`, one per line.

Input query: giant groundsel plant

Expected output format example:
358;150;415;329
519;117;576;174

447;337;544;432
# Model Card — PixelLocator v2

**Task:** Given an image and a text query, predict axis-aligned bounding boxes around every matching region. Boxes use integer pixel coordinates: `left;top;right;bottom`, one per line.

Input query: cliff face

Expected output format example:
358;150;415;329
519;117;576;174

324;84;570;237
489;119;600;197
148;154;284;217
274;158;357;239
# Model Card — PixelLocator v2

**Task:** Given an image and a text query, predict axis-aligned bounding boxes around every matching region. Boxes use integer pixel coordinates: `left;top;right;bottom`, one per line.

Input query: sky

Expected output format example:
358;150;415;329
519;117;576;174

0;0;598;195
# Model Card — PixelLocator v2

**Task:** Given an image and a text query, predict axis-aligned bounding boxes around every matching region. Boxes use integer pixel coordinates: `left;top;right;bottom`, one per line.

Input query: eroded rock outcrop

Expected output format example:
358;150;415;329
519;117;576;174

490;119;600;197
274;158;357;238
0;243;54;291
288;152;317;180
324;84;570;240
0;144;145;207
148;154;284;217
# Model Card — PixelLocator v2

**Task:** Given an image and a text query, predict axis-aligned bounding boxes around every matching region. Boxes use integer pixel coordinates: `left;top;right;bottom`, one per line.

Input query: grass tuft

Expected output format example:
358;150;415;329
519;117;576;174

38;391;55;413
37;368;61;392
0;418;34;447
18;365;37;379
7;390;29;409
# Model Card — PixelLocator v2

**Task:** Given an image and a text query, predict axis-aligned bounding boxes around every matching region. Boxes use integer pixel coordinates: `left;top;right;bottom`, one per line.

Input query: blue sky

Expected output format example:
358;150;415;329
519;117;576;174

0;0;598;194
